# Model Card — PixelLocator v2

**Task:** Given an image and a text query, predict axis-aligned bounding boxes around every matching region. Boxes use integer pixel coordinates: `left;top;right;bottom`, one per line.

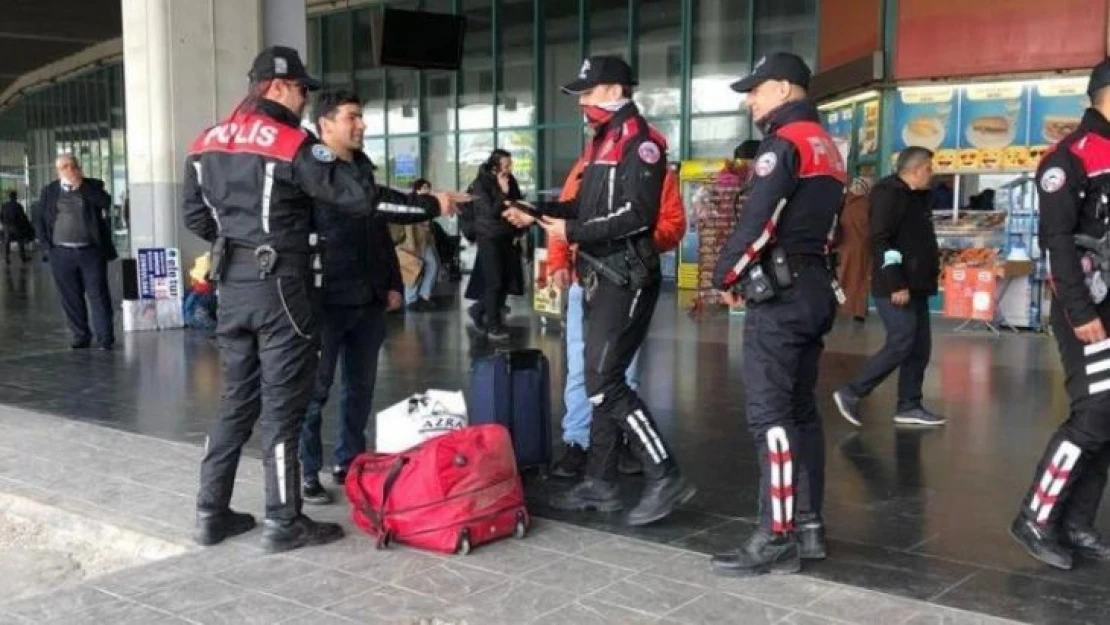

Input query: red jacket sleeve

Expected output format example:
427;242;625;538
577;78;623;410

652;168;686;252
547;157;587;274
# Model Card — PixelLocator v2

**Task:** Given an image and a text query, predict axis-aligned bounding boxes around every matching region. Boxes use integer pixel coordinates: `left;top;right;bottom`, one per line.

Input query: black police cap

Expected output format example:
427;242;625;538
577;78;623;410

249;46;322;91
730;52;812;94
1089;57;1110;97
561;55;637;95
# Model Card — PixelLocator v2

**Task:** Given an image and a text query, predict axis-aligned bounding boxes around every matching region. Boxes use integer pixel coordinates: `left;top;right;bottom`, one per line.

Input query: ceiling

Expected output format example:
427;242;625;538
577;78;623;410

0;0;121;95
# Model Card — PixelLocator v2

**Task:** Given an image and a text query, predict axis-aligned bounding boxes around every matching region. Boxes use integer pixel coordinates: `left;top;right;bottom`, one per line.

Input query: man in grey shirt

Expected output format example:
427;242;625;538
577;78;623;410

36;154;118;349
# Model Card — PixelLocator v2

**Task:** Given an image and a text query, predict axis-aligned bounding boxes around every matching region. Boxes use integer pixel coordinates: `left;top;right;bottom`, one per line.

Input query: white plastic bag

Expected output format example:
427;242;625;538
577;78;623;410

375;389;468;453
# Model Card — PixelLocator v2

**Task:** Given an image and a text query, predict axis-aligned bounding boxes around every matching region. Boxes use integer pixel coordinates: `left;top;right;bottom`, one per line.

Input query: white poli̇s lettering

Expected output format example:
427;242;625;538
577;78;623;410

203;120;279;149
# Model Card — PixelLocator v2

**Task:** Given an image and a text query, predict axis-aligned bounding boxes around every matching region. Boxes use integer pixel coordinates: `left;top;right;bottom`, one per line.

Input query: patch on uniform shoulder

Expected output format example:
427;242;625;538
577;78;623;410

1040;166;1066;193
754;152;778;177
311;144;336;163
638;141;661;164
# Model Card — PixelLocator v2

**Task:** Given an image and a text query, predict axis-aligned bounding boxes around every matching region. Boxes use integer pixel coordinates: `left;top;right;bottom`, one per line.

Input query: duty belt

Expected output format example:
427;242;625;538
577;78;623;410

224;245;311;281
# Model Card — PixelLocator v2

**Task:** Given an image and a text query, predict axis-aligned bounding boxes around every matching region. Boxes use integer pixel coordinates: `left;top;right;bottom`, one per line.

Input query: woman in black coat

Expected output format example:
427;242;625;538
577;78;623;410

465;149;524;340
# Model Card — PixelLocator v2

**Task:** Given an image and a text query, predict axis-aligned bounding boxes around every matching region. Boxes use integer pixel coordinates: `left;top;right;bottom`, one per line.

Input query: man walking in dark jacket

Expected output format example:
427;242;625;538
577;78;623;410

36;155;118;349
1;191;32;263
833;147;945;427
300;90;456;503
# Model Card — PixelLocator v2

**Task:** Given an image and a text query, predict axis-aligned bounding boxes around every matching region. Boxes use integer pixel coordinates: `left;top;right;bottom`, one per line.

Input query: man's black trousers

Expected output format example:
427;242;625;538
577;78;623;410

474;237;513;328
300;304;387;479
846;295;931;412
1018;302;1110;530
581;272;674;481
743;264;836;533
197;275;319;522
48;246;114;346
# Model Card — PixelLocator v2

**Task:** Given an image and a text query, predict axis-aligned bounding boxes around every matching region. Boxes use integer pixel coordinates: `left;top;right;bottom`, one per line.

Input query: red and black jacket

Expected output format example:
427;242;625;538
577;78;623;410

712;100;846;290
540;102;668;259
1038;107;1110;327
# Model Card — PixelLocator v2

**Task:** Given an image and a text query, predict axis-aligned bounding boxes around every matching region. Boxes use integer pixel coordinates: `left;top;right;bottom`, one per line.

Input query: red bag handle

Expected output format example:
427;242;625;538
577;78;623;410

353;455;407;547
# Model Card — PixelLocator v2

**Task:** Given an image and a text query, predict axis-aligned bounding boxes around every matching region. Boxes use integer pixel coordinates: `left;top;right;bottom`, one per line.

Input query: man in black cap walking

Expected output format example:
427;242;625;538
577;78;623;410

1010;58;1110;570
183;46;450;553
708;53;846;577
505;55;696;526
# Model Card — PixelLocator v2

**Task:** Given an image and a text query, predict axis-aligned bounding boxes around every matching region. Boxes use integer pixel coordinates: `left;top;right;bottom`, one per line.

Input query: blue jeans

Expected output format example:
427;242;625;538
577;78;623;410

299;305;387;479
562;282;641;449
404;245;438;305
847;295;932;412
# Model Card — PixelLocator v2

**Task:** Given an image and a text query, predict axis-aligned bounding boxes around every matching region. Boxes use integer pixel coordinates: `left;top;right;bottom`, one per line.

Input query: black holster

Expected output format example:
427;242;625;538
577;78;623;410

208;237;228;282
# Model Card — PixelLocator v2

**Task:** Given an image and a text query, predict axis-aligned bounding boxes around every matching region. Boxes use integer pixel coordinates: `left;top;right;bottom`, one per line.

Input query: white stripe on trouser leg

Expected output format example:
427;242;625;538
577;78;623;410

589;393;605;406
1084;338;1110;356
626;415;662;464
204;436;209;455
634;409;668;462
1089;378;1110;395
275;442;287;505
1030;440;1081;523
261;162;275;234
767;426;793;533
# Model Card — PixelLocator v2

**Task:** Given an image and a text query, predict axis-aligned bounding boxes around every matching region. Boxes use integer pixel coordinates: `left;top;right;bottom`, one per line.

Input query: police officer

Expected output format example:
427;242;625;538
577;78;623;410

300;89;458;504
505;56;696;526
183;47;374;553
708;53;846;577
1011;58;1110;570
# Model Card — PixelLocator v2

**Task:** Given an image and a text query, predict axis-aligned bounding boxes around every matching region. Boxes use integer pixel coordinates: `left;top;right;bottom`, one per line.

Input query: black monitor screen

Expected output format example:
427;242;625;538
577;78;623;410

373;9;467;71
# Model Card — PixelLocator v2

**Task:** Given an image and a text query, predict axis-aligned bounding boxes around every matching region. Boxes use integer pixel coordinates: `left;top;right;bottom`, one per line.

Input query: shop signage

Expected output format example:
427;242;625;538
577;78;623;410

136;247;182;301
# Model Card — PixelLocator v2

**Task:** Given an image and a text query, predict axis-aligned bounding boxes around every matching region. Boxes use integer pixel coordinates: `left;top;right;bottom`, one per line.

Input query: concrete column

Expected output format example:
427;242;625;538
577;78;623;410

121;0;263;261
263;0;308;59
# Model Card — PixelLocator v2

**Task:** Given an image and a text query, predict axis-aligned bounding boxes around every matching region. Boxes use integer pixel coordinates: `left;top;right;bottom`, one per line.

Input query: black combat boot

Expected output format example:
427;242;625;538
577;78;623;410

1063;524;1110;561
626;466;697;526
712;529;801;577
261;514;345;553
797;514;827;560
1009;516;1073;570
549;478;624;513
194;509;256;546
551;443;587;479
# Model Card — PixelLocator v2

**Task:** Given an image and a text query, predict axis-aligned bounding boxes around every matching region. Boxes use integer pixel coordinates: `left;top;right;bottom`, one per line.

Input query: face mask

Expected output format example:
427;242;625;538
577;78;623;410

581;98;631;127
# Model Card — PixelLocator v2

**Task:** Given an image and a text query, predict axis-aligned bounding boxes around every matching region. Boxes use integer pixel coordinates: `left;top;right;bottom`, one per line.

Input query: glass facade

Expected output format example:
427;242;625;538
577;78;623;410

308;0;818;193
0;63;129;251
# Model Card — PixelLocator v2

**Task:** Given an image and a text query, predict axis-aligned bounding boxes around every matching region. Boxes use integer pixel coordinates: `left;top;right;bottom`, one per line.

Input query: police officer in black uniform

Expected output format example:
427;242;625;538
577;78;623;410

1011;59;1110;570
709;53;846;577
183;47;374;553
505;56;696;526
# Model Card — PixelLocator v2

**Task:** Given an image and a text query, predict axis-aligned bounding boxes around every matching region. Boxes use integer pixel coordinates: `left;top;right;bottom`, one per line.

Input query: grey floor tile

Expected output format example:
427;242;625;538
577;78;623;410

215;555;325;592
289;538;443;584
588;572;706;615
542;597;665;625
523;519;611;554
133;577;245;615
450;539;564;576
0;613;26;625
523;554;630;596
779;612;853;625
394;561;509;601
276;611;358;625
577;537;684;572
806;588;923;624
1;585;116;622
270;570;380;609
165;544;271;576
645;553;839;609
185;590;312;625
901;606;1027;625
325;586;453;624
664;591;791;625
447;579;576;625
42;599;189;625
89;562;196;597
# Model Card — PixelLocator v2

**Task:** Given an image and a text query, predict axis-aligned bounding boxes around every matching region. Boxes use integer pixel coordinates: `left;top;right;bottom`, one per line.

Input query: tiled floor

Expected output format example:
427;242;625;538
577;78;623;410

0;260;1106;623
0;404;1019;625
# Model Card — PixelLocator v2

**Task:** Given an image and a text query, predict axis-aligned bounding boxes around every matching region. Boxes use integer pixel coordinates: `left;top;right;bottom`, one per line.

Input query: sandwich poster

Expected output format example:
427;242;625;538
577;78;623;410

893;87;959;152
1029;79;1088;149
957;83;1030;170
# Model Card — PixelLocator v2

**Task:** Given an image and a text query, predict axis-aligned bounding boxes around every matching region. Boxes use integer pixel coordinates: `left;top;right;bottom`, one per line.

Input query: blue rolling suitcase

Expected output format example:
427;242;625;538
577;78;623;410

468;349;552;472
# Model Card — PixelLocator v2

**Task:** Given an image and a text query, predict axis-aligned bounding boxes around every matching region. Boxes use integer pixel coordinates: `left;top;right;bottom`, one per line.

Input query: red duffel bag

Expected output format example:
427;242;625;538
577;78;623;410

345;424;530;554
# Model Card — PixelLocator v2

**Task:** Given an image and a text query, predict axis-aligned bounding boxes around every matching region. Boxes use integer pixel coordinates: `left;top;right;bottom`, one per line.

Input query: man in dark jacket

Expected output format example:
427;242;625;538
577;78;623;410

466;149;524;341
1;191;32;263
299;90;451;504
36;155;118;349
833;146;945;427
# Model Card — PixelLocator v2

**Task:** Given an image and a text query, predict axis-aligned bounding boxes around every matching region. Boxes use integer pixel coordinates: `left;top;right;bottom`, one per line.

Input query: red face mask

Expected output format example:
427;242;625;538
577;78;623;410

581;105;615;128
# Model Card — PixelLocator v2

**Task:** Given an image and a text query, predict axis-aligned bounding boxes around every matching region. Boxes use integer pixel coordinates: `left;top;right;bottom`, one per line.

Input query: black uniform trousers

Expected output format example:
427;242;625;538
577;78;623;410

197;274;319;522
300;304;387;479
846;295;932;412
48;246;114;346
743;263;837;534
581;270;673;482
1019;301;1110;530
